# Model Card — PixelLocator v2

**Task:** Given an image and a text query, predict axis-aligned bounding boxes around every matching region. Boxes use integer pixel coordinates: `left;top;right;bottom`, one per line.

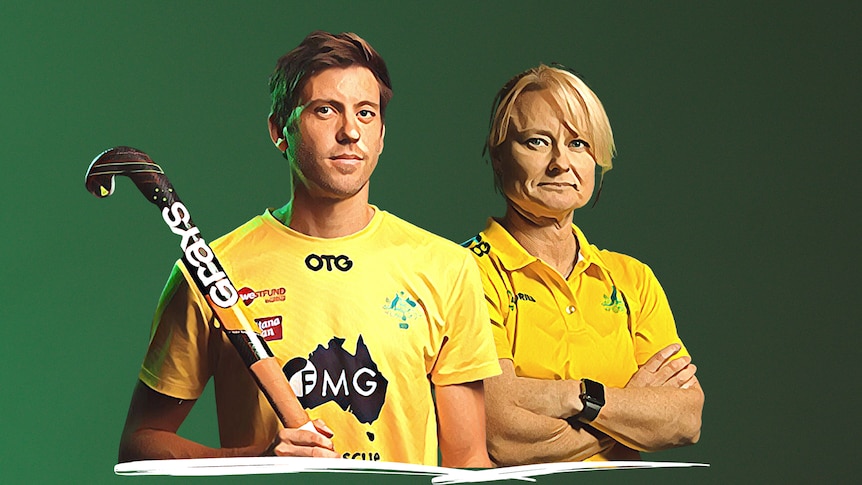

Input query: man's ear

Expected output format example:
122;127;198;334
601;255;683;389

268;115;286;151
379;124;385;154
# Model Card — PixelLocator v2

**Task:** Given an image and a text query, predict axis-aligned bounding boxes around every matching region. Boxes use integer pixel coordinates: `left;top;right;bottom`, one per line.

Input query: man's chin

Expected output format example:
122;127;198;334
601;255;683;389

303;180;369;201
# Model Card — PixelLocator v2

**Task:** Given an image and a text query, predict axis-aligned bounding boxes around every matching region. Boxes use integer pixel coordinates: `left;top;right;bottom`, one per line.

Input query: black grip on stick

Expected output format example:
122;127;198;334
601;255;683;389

86;146;236;308
86;146;180;212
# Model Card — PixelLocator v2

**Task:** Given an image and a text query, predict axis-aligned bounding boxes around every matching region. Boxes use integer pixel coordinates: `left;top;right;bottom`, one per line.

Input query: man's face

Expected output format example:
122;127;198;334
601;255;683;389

284;66;385;200
495;89;596;221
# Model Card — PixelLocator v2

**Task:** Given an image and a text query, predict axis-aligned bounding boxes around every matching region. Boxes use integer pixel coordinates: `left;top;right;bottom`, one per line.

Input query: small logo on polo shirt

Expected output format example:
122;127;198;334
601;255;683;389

506;291;535;311
462;234;491;257
601;286;627;313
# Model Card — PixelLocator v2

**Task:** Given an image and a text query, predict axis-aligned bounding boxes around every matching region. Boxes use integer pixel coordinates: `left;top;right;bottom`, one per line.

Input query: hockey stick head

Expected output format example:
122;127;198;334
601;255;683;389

85;146;176;209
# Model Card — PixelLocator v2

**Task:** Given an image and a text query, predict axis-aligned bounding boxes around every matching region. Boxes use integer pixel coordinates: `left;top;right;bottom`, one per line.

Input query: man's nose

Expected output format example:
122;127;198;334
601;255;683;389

337;113;360;144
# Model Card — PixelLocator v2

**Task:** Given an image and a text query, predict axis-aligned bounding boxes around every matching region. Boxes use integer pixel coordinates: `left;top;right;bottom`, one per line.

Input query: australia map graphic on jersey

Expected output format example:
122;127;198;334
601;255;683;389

283;335;388;424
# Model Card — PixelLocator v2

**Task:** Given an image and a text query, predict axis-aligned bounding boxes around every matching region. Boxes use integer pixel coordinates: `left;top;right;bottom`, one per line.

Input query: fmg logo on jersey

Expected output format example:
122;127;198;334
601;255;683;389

238;286;286;306
283;336;388;425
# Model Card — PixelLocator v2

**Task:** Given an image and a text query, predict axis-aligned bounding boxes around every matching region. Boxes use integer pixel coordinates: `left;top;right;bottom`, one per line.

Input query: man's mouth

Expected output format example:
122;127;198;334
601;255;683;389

331;153;362;160
330;154;363;173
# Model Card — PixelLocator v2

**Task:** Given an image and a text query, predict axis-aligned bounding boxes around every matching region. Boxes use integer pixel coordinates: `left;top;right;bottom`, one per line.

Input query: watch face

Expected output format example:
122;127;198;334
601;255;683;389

578;379;604;423
583;379;605;405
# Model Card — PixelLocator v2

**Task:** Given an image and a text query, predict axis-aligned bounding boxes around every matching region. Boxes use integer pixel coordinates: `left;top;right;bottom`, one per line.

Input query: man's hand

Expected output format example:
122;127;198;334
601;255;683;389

264;419;340;458
625;344;698;389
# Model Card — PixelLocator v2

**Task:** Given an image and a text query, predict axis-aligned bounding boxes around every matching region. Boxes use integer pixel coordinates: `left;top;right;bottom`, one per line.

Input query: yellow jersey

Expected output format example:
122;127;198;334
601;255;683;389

141;207;501;465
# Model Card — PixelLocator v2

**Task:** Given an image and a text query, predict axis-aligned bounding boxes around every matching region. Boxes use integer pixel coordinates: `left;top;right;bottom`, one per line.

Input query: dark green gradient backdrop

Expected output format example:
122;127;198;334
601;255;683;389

1;1;858;483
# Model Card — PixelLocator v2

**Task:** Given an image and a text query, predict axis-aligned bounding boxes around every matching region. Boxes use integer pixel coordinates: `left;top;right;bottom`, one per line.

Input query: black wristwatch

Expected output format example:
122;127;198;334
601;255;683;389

578;378;605;423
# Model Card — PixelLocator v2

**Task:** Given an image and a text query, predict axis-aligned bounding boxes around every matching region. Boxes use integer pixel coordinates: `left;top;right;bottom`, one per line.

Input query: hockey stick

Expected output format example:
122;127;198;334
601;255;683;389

86;146;315;432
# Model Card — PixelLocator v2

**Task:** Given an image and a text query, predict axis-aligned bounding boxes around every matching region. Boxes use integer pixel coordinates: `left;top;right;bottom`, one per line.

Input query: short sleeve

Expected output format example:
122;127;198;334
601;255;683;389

139;262;218;400
628;263;690;365
429;253;502;386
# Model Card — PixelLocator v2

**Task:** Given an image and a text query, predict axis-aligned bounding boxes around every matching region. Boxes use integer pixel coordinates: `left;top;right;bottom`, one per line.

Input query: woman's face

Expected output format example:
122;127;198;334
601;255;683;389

495;89;596;222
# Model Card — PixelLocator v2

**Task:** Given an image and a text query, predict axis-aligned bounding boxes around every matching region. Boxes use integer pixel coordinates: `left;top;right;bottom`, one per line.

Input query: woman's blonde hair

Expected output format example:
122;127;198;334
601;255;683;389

486;64;616;194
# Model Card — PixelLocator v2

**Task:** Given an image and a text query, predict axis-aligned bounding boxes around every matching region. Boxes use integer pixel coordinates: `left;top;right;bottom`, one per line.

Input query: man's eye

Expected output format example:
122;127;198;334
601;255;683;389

316;106;333;115
570;139;590;148
358;109;376;118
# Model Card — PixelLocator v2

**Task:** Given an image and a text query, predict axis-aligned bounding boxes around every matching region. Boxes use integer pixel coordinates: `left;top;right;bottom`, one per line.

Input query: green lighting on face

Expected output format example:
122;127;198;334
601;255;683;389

283;105;305;165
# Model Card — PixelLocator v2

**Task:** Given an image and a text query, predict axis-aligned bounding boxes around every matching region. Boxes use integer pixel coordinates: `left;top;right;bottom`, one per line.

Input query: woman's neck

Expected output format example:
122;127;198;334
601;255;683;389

501;204;579;278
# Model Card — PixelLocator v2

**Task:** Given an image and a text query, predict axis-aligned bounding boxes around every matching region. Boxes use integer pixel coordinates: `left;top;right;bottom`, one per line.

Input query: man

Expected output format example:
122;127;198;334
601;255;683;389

119;31;500;467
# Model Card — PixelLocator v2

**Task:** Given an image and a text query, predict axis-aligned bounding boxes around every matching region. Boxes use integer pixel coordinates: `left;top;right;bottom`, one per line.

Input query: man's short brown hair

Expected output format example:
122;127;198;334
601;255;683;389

269;31;393;133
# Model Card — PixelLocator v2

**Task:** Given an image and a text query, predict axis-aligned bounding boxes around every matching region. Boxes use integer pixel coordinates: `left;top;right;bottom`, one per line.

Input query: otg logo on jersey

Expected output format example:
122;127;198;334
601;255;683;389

305;253;353;272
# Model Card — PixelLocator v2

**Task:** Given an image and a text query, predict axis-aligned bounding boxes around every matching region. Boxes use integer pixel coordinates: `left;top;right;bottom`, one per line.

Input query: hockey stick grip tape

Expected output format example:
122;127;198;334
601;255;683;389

249;356;313;429
223;327;311;429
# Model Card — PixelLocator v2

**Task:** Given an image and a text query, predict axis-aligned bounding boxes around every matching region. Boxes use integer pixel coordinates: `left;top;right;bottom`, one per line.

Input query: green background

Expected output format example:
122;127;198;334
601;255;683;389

1;1;858;483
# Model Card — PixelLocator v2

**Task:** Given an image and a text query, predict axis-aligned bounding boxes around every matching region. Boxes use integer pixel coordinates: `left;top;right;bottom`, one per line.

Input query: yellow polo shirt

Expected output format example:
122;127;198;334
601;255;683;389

465;218;689;460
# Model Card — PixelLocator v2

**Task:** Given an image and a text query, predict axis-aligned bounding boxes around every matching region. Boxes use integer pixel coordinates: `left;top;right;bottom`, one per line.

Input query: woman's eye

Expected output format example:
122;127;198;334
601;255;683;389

570;139;590;148
526;138;548;147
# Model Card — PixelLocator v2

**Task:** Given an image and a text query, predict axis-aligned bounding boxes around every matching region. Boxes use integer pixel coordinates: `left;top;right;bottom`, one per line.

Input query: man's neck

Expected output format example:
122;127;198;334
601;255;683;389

277;187;375;238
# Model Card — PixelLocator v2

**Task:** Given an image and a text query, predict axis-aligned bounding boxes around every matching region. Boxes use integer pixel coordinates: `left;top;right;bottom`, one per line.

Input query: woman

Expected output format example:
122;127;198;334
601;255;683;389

465;65;703;465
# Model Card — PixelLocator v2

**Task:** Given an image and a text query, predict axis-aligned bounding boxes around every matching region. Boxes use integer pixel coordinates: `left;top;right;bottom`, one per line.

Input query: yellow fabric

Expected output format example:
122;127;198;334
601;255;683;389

140;207;501;465
466;218;689;461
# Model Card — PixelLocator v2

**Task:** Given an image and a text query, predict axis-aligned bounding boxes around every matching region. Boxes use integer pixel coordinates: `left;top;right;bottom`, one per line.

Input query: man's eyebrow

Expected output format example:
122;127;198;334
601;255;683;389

305;98;342;108
355;99;380;110
306;99;380;110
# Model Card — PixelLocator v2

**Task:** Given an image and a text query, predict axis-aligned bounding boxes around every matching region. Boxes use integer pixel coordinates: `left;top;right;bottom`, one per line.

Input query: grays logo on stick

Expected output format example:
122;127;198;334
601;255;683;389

162;201;237;308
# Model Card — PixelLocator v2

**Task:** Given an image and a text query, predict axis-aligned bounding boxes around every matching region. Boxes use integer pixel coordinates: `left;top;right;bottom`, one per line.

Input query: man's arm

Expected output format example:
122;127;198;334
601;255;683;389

435;381;493;468
118;381;337;462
